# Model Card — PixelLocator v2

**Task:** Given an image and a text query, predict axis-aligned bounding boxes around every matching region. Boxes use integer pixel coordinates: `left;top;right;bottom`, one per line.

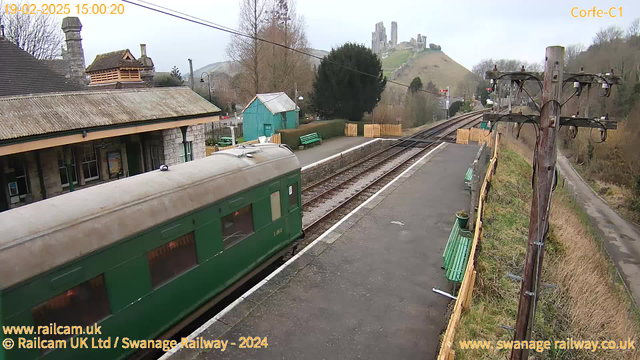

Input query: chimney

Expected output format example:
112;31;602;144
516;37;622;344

61;17;87;86
138;43;155;86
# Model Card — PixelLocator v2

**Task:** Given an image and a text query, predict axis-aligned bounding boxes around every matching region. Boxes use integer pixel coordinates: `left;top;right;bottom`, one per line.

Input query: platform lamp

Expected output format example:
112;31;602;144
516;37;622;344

200;72;211;103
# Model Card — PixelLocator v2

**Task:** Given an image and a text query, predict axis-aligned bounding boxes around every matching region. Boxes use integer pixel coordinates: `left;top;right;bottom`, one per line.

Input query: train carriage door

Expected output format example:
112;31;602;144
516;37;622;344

286;175;302;239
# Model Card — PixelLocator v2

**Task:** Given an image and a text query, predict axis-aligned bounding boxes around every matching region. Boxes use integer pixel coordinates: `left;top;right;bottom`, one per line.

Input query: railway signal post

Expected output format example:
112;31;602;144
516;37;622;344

483;45;620;360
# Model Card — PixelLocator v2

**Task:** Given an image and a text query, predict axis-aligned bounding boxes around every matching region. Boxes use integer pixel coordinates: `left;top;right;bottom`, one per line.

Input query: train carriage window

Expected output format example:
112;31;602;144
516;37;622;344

270;192;281;221
222;204;254;249
289;183;298;209
148;232;197;288
32;274;111;341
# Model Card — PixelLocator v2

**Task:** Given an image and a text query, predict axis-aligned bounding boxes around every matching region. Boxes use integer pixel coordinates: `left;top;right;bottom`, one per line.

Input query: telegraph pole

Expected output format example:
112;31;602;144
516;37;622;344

510;46;564;360
483;46;619;360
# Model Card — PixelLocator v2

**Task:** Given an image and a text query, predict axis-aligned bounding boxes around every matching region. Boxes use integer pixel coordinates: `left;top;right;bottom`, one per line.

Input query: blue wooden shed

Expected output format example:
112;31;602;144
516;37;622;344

242;92;299;141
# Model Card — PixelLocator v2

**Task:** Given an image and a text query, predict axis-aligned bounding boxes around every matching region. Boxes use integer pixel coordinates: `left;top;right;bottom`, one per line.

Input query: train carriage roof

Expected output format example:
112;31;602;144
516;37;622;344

0;144;299;290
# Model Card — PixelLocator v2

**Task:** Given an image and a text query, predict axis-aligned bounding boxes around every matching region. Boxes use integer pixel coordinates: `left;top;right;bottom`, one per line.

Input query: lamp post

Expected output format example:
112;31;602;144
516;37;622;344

200;72;211;103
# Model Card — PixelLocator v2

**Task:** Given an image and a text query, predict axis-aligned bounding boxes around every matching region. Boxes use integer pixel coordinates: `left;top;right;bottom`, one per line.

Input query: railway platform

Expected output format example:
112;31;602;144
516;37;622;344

294;136;372;167
165;142;479;360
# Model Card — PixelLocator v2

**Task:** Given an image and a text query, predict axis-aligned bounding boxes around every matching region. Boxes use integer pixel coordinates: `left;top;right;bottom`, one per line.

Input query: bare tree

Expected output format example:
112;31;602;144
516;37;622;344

627;18;640;38
0;0;63;59
593;25;624;45
227;0;267;99
260;0;312;97
564;43;585;67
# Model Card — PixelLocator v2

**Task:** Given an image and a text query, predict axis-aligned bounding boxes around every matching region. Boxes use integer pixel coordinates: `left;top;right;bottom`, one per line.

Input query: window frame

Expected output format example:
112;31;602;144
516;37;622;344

221;204;255;249
270;191;282;221
80;145;100;182
147;231;198;288
31;274;111;341
57;150;78;188
149;145;164;170
288;182;299;211
179;141;193;163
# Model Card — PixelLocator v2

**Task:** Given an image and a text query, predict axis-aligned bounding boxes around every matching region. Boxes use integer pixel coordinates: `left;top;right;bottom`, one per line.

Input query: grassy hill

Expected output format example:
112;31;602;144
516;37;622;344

382;49;473;95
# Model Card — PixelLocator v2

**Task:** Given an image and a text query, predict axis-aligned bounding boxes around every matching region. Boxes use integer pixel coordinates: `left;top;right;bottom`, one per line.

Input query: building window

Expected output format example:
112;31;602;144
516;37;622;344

149;145;164;170
270;191;281;221
58;151;78;188
80;145;99;181
147;232;197;288
179;142;193;163
289;183;298;209
31;274;111;341
221;204;254;249
7;156;29;201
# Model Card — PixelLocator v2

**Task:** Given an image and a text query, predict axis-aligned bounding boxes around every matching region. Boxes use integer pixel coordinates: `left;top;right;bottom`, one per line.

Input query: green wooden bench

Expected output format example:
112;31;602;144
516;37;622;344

464;167;473;190
442;221;473;284
299;133;322;148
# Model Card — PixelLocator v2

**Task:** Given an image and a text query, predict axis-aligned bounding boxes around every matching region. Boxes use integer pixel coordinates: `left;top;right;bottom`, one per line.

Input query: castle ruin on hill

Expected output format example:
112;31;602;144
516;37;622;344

371;21;426;56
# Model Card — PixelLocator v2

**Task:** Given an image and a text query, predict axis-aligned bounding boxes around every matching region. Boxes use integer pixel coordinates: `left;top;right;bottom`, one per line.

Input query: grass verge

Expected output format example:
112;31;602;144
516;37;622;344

453;141;639;360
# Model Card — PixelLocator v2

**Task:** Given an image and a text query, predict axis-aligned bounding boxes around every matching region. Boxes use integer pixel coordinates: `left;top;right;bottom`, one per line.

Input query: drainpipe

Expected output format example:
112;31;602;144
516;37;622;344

180;126;189;162
64;146;74;192
36;150;47;199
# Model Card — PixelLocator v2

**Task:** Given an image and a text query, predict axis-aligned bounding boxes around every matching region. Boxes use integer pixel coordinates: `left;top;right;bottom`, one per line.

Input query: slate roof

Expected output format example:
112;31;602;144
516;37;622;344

0;87;221;142
243;92;297;115
86;49;144;72
0;37;84;97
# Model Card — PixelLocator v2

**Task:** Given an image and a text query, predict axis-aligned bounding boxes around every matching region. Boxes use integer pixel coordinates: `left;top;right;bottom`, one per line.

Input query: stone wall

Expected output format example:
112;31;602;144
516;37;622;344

301;139;395;187
162;124;206;166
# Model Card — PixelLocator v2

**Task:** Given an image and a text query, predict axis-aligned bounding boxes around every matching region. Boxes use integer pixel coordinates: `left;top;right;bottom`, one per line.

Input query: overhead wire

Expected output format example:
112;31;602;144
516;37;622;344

120;0;445;96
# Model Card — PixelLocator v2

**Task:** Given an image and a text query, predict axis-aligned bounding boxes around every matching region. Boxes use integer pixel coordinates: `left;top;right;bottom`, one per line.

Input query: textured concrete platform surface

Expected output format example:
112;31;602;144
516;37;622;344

295;136;372;167
166;143;480;360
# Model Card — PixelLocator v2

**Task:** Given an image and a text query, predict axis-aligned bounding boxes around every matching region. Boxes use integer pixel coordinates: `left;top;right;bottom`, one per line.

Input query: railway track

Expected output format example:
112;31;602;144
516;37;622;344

142;110;486;359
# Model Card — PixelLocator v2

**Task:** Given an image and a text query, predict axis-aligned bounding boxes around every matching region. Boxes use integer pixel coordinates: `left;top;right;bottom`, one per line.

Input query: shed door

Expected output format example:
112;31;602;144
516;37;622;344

264;124;273;137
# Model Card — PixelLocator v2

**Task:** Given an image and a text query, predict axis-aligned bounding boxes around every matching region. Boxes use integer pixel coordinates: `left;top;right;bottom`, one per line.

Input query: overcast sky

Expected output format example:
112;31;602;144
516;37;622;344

46;0;639;73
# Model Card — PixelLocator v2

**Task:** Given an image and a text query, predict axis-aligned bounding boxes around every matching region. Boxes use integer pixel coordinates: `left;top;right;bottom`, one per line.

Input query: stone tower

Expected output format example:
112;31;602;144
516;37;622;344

371;22;388;55
391;21;398;47
61;17;87;86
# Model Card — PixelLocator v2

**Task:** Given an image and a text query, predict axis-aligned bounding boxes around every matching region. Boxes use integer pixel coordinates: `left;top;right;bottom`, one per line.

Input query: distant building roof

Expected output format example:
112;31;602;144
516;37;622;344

243;92;297;115
86;49;144;72
0;87;221;142
41;59;70;77
0;37;84;97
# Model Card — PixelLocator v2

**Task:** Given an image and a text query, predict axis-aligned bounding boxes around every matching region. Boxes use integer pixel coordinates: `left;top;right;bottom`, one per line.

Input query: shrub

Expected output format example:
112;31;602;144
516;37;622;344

277;120;346;148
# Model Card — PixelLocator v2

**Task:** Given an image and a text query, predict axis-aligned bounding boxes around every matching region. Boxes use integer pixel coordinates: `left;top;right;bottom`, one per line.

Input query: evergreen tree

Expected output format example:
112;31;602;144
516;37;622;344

311;43;386;121
409;77;423;94
170;66;182;80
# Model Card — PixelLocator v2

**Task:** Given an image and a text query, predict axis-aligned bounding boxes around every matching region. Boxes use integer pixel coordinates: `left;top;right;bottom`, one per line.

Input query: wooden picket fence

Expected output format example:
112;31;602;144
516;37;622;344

456;129;470;144
437;133;500;360
271;133;282;144
363;124;402;138
345;123;358;137
364;124;381;138
380;124;402;136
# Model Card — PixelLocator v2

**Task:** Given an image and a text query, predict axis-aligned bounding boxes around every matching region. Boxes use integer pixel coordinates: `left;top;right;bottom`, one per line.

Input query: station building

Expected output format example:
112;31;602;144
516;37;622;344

0;18;220;212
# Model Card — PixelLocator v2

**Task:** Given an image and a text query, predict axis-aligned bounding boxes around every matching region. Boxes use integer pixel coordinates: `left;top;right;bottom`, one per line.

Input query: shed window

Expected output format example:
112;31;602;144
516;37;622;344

289;183;298;209
147;232;197;288
270;191;281;221
32;274;111;341
222;204;254;248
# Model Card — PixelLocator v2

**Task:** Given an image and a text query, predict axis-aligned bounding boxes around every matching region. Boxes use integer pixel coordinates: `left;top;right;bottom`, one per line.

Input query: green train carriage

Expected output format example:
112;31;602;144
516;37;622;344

0;144;302;360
